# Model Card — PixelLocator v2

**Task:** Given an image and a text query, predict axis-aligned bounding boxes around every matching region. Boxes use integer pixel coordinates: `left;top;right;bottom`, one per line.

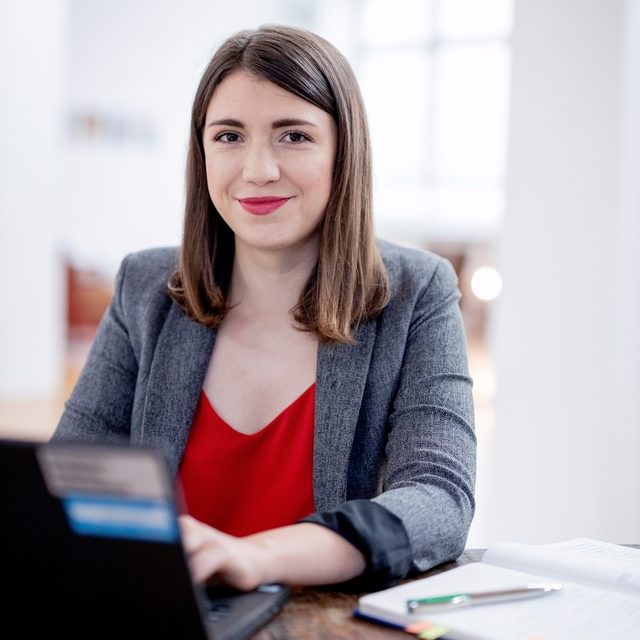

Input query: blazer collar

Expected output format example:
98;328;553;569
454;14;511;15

313;319;377;511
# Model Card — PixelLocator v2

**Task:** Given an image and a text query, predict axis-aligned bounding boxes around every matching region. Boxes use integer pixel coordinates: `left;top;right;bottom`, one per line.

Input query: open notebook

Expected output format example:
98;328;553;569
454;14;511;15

356;539;640;640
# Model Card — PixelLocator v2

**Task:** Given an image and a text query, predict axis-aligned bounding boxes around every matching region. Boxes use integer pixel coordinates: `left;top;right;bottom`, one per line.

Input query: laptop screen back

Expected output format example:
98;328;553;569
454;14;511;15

0;440;209;639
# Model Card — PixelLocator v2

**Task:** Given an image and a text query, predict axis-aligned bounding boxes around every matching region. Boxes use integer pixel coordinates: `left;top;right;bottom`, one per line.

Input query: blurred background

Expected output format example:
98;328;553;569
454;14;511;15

1;0;639;548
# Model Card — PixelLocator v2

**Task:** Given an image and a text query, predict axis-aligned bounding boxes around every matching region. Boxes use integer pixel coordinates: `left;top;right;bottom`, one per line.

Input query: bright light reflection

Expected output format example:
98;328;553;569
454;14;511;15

471;267;502;301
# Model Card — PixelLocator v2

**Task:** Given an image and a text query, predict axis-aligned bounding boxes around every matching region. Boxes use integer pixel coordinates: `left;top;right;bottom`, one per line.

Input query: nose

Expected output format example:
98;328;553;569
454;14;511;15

242;141;280;185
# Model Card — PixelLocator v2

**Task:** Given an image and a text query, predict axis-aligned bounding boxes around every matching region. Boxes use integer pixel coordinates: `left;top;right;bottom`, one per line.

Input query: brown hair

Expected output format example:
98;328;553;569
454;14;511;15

167;24;389;343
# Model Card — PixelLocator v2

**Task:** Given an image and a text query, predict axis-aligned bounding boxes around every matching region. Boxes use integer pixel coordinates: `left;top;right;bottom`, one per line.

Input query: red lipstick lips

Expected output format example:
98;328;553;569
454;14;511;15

238;196;290;215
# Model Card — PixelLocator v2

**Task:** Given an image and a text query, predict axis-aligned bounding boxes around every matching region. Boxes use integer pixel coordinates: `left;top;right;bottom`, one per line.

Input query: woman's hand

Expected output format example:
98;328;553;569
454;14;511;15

179;515;366;590
179;515;264;589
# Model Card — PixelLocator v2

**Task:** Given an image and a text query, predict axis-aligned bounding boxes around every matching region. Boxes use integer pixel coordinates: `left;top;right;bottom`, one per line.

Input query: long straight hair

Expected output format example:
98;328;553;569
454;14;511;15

168;25;389;343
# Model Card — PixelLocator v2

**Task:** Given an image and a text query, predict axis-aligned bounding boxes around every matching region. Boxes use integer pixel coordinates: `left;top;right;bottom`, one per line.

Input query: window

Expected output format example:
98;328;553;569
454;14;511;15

354;0;513;239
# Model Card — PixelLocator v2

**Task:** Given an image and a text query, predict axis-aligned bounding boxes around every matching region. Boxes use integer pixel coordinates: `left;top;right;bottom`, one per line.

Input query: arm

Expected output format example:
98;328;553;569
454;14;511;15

300;256;475;583
375;257;476;571
180;516;365;590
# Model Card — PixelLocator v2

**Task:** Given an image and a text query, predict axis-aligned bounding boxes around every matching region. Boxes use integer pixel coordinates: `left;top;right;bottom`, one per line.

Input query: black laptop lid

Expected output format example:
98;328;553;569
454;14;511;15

0;440;209;639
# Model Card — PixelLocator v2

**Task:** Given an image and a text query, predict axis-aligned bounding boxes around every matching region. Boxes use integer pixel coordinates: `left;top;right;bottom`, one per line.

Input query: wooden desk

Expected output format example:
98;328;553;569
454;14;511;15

254;549;484;639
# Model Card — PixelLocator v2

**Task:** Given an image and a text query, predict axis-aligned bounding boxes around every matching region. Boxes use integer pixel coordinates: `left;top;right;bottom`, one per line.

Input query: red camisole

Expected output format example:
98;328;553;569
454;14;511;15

178;384;316;537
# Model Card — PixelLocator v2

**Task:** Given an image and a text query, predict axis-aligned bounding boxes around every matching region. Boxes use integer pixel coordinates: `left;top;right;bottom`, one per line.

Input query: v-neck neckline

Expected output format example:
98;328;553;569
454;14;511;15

201;383;316;436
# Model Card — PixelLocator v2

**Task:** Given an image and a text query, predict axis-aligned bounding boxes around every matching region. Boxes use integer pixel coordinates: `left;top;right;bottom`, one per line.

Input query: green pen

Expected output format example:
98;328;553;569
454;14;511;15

407;583;562;613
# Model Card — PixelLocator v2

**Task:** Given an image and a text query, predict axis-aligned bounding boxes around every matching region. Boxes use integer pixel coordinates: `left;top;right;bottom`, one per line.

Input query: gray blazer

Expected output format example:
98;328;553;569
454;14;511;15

53;240;476;572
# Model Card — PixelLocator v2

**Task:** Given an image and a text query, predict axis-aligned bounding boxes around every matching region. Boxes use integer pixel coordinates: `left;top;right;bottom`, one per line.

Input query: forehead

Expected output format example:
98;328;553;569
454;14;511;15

205;71;330;125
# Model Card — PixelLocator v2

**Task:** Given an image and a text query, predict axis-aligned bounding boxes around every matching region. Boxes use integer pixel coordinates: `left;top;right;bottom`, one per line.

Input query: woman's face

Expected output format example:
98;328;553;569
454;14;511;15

203;71;337;255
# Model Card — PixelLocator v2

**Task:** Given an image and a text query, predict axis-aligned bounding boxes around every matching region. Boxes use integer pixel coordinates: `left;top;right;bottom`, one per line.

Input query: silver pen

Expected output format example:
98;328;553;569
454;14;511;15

407;583;563;613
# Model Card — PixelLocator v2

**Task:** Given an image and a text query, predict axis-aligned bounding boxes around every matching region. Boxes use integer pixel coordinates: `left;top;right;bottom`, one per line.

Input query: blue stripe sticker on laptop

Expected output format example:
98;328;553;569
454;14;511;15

62;494;179;543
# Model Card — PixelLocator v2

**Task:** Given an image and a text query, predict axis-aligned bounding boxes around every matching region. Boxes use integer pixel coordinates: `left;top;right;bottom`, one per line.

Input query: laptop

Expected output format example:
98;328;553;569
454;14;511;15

0;439;289;639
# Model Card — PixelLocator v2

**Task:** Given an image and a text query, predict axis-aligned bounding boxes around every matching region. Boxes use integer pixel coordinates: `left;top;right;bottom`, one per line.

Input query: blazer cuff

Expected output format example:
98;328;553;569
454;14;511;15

299;500;413;592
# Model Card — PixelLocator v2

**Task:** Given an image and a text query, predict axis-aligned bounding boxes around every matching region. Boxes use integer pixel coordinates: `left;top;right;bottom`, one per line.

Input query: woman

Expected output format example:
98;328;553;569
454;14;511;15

53;25;476;592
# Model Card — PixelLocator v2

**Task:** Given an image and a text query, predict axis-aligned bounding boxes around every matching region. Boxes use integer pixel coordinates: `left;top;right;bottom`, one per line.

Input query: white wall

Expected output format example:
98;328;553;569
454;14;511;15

0;0;67;399
488;0;640;544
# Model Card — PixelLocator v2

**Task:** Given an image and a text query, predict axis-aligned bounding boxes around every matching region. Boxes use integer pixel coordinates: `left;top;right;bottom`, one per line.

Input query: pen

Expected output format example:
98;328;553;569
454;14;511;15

407;583;562;613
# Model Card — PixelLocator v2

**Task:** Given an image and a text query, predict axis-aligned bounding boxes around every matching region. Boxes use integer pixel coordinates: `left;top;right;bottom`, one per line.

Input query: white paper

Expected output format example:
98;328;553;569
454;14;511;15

359;562;640;640
483;538;640;597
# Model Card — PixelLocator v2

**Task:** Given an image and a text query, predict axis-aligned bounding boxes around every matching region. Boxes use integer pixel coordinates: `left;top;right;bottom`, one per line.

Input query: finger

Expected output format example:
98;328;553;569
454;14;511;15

179;515;214;553
190;544;227;583
179;526;204;554
178;514;200;535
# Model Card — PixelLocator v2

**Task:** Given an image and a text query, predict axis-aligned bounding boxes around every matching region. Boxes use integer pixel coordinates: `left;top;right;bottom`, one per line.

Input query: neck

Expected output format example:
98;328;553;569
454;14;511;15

229;236;318;319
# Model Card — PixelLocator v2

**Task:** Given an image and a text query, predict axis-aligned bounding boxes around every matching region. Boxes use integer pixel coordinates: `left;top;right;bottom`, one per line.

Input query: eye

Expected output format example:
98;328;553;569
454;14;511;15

282;131;312;144
213;131;242;144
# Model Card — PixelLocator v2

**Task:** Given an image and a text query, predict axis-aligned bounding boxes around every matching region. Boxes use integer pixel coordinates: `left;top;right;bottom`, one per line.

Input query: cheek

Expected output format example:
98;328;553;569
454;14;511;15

295;154;334;201
317;149;336;195
205;155;234;198
316;166;334;208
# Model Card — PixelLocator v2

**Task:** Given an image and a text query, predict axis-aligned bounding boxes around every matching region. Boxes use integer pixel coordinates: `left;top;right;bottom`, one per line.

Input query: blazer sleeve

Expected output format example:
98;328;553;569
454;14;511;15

303;257;476;589
374;257;476;567
52;255;139;443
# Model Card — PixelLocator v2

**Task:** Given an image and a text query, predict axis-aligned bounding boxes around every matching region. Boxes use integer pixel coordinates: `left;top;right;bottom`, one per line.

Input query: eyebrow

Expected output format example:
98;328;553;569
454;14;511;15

207;118;243;128
272;118;318;129
207;118;318;129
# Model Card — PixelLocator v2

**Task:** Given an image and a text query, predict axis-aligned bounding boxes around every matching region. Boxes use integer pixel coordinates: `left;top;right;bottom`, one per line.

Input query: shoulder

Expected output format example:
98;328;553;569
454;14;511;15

377;239;458;305
116;247;179;296
114;247;179;330
118;247;179;293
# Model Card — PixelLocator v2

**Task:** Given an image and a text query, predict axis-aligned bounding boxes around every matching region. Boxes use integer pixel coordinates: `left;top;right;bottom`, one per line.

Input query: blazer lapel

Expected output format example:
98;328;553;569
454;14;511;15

138;304;216;478
314;320;377;511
